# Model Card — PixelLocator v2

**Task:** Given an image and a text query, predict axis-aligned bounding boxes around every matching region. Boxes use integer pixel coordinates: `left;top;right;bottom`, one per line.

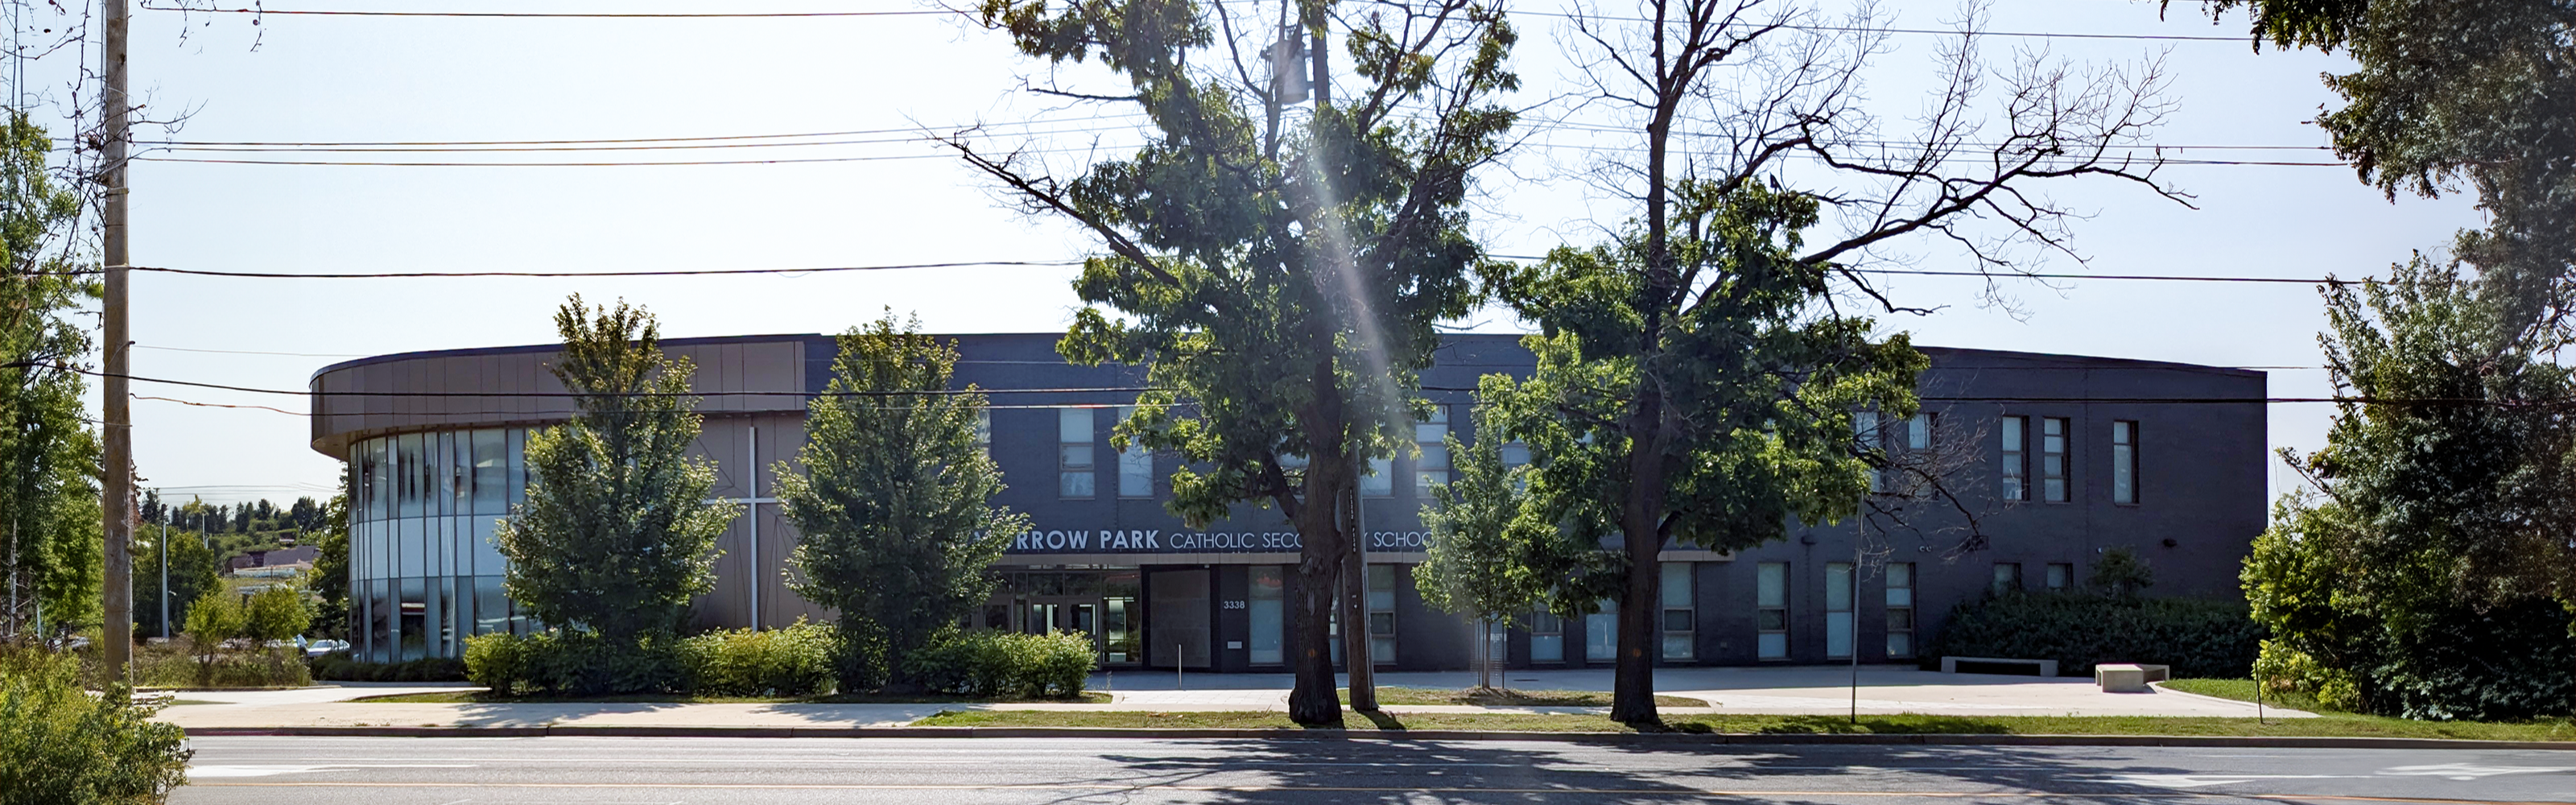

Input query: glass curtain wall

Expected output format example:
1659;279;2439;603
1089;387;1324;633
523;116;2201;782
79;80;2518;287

347;428;536;662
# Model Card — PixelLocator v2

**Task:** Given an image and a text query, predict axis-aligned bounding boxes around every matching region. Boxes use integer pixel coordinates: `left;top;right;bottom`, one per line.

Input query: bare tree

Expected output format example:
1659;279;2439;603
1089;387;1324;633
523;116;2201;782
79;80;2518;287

1507;0;2185;724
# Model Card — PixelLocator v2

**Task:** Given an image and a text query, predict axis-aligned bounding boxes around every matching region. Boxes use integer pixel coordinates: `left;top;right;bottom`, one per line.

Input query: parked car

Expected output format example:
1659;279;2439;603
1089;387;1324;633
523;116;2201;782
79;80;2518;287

302;638;348;658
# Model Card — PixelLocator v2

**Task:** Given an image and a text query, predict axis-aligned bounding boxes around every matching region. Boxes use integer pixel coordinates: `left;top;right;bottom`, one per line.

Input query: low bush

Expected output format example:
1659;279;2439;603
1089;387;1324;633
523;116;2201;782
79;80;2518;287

309;654;468;683
1926;592;2263;679
680;621;837;697
464;631;684;696
1;649;192;803
112;642;312;689
906;630;1095;700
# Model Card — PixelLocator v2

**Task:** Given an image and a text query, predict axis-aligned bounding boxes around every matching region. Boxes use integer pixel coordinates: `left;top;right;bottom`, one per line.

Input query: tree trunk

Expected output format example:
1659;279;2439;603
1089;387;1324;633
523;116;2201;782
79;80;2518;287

1287;505;1344;724
1611;386;1669;725
1612;518;1662;724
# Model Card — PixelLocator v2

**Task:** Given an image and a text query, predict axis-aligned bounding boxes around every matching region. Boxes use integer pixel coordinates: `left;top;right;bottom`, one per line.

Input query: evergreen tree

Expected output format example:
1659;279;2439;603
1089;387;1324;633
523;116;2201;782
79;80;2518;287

776;312;1028;690
964;0;1519;725
497;296;737;642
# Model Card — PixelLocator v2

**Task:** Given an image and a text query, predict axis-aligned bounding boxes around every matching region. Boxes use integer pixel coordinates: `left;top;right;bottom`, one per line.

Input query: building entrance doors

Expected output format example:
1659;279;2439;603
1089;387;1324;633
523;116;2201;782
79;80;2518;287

988;569;1143;668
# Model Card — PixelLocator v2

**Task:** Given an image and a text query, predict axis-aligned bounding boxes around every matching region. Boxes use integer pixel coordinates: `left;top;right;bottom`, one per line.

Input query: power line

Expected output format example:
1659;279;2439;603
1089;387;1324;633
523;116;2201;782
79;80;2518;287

63;365;2568;409
33;257;2369;286
141;3;960;18
118;259;1084;279
138;345;369;357
147;2;2258;43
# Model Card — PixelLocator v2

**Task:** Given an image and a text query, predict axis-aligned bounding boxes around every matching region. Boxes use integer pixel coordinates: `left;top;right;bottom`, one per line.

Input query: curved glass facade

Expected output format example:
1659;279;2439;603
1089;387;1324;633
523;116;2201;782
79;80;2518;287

346;427;539;662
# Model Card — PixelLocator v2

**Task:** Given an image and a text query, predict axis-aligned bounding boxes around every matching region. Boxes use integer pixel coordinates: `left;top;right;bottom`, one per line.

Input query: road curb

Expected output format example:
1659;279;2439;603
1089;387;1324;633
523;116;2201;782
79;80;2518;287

178;724;2576;750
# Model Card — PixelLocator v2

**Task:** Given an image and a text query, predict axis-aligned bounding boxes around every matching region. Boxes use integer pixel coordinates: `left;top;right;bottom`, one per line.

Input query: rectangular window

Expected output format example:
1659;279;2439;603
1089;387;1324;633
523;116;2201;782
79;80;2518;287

975;409;993;458
1992;563;2023;596
1367;564;1397;663
1414;406;1451;492
1529;609;1564;663
1248;567;1285;665
1826;563;1856;658
1757;563;1789;660
1361;457;1393;497
1661;562;1694;662
396;432;425;518
2000;416;2028;501
1885;563;1916;658
2041;416;2070;502
1117;408;1153;497
1855;411;1884;492
2046;562;2073;590
2112;420;2138;504
1059;408;1096;497
471;429;506;515
1907;412;1932;450
507;429;528;507
1584;600;1616;662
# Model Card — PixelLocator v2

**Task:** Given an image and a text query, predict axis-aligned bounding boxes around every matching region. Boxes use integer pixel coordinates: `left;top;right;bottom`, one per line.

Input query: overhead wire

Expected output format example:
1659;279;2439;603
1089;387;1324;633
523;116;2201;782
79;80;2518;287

144;2;2259;43
52;365;2567;409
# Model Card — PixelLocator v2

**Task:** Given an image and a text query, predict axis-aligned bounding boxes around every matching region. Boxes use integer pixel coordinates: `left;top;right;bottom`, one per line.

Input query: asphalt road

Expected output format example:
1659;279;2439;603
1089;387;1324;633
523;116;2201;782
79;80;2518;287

172;736;2574;804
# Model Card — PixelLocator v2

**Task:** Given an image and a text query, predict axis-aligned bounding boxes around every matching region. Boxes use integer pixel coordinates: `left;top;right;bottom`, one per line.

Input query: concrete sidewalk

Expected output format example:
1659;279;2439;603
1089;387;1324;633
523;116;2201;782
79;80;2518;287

155;666;2310;731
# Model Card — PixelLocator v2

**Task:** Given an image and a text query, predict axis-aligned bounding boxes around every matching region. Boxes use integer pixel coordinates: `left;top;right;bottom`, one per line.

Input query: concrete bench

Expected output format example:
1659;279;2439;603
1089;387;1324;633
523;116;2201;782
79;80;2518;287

1939;656;2058;677
2094;663;2170;693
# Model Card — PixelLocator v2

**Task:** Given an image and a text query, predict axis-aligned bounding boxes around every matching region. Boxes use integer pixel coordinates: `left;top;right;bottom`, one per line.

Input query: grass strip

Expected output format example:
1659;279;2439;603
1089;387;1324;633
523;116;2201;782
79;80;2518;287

911;708;2576;741
2160;678;2335;712
350;691;1111;705
1342;687;1704;708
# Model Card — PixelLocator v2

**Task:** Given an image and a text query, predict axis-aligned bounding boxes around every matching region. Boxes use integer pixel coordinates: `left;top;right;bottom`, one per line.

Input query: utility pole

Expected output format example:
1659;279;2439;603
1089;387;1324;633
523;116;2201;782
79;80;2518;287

99;0;133;677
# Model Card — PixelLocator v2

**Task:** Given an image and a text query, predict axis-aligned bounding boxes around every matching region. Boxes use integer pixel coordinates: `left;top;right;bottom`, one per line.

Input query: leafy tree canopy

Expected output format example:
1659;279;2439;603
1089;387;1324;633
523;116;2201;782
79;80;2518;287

497;296;737;642
777;312;1027;690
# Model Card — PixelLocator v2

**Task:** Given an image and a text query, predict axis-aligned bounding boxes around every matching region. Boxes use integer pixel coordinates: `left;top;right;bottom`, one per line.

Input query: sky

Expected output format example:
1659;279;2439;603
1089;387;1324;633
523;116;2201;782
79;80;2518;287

29;0;2482;506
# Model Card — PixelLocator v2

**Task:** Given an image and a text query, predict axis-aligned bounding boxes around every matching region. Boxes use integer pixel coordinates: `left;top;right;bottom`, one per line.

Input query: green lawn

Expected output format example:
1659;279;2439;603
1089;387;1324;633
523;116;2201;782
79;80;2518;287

1343;687;1704;708
912;708;2576;741
2160;678;2334;712
351;691;1111;705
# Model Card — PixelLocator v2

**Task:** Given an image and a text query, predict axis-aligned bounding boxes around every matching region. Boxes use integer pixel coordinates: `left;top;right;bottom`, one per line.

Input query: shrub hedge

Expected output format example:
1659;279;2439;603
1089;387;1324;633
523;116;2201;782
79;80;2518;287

464;631;686;696
906;630;1095;700
679;621;837;697
1;649;192;804
1926;592;2263;679
466;626;1093;700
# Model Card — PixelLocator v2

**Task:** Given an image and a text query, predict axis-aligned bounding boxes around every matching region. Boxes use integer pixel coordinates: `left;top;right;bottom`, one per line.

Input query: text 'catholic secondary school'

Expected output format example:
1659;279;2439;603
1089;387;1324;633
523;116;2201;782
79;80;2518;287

310;333;2265;671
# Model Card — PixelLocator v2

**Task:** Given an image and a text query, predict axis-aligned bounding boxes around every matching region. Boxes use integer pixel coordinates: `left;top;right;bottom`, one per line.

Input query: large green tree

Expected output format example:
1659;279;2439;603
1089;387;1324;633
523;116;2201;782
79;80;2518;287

497;297;737;642
959;0;1518;724
1484;180;1923;724
2248;259;2574;719
777;313;1028;691
1505;0;2181;724
0;109;98;644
